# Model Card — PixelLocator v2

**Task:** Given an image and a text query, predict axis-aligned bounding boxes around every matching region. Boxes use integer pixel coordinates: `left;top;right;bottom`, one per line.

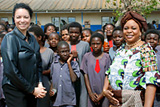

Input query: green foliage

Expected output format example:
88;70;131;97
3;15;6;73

107;0;160;21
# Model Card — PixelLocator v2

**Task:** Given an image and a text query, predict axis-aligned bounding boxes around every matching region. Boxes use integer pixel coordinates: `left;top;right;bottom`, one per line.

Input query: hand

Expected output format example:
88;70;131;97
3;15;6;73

38;82;44;88
89;92;98;103
96;93;104;102
103;45;110;53
71;50;78;58
103;90;119;106
49;88;57;96
67;54;73;63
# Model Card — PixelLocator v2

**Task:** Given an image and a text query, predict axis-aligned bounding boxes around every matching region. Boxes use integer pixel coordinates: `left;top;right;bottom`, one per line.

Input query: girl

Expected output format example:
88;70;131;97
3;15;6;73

28;25;54;107
81;33;111;107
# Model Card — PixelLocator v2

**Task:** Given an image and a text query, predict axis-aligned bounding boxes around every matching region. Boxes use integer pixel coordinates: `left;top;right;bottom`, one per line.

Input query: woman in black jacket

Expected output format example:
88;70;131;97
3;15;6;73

1;3;46;107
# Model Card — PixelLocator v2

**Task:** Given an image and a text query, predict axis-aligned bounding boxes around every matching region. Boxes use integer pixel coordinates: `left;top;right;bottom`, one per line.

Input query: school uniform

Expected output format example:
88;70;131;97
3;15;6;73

51;58;80;107
81;52;111;107
37;48;54;107
69;41;90;107
1;27;42;107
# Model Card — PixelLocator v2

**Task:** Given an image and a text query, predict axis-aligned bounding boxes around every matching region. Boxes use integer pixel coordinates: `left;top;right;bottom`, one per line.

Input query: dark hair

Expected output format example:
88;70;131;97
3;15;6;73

0;23;7;31
57;41;69;49
102;23;115;32
90;33;104;45
28;25;45;43
60;24;69;35
68;22;82;34
144;29;160;39
152;20;156;24
0;30;7;34
94;29;104;34
112;26;122;35
13;3;33;18
49;32;60;40
44;23;57;33
147;23;155;29
82;28;92;35
7;24;15;31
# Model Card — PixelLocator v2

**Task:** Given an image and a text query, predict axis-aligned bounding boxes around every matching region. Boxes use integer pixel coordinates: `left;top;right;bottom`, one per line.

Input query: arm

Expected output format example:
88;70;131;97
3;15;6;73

144;84;156;107
67;54;77;82
84;73;98;103
103;76;119;105
42;69;51;75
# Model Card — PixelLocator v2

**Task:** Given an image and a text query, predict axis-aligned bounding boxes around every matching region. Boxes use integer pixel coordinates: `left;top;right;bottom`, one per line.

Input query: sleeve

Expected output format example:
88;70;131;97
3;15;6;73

72;61;80;78
1;35;34;93
141;45;160;86
80;53;88;74
105;54;112;72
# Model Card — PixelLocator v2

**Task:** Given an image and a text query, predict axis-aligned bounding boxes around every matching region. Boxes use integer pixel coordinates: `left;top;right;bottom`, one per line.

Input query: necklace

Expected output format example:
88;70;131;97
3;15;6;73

126;39;141;49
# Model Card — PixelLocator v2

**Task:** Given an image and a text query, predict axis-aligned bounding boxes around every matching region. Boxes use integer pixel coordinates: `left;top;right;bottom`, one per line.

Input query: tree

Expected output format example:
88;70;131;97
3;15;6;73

106;0;160;25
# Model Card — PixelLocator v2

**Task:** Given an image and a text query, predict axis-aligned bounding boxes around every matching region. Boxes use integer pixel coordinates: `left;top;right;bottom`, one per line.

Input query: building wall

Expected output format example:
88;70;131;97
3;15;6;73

1;11;160;31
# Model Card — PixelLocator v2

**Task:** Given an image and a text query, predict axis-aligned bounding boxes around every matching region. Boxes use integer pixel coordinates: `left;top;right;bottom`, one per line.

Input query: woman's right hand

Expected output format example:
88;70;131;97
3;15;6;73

103;90;120;106
33;86;47;98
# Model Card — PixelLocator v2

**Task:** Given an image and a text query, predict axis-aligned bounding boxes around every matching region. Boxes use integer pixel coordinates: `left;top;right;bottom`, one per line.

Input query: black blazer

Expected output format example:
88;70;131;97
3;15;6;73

1;27;42;93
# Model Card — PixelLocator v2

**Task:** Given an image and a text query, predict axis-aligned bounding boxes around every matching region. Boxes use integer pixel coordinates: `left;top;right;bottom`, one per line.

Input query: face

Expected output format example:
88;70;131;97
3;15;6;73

0;25;5;32
105;25;114;36
113;30;124;48
145;33;159;49
14;8;31;32
48;34;59;48
82;30;91;43
58;44;70;61
91;37;102;54
69;27;81;42
123;19;141;45
45;26;56;37
61;29;70;41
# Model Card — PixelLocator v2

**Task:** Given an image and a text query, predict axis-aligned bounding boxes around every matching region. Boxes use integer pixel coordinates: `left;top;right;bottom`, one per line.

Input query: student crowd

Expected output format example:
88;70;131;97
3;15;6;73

0;3;160;107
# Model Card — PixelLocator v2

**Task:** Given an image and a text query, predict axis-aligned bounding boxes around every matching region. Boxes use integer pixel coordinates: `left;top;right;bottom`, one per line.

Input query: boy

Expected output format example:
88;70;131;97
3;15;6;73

144;29;160;107
50;41;80;107
68;22;90;107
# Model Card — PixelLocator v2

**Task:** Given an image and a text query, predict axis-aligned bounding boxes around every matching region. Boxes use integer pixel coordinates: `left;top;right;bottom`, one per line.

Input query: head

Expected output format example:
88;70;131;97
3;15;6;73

145;29;160;50
90;33;104;54
44;23;57;38
28;25;45;45
13;3;32;32
152;20;156;24
57;41;70;62
112;26;124;48
7;25;15;32
48;32;60;48
94;29;104;36
0;30;8;35
68;22;82;43
103;23;115;36
121;11;147;45
60;24;70;42
82;28;92;43
0;23;6;32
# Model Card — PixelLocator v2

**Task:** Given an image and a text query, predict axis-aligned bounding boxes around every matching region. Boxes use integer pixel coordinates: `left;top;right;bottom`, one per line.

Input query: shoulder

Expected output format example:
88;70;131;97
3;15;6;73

79;41;89;46
83;52;92;58
46;48;54;53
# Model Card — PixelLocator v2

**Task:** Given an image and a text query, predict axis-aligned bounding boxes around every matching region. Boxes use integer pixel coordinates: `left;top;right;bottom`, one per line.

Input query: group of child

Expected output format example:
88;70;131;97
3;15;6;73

0;20;160;107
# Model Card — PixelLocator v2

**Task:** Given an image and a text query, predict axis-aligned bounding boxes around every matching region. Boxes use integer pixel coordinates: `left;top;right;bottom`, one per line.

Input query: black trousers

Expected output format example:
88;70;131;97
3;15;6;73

3;84;36;107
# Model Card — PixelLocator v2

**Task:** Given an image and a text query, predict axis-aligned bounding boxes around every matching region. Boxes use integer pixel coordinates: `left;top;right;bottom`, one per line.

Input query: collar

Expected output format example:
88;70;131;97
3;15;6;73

13;27;31;40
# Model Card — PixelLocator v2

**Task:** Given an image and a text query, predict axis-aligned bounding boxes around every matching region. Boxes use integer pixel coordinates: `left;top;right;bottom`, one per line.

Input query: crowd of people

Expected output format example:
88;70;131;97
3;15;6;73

0;2;160;107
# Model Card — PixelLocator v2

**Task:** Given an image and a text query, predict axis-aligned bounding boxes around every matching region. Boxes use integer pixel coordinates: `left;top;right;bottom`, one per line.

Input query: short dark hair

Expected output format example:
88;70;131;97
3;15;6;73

49;32;60;40
102;23;115;32
44;23;57;33
68;22;82;34
13;3;33;18
0;23;6;31
144;29;160;39
28;25;45;43
112;26;122;35
57;41;69;49
60;24;69;35
90;33;104;45
82;28;92;35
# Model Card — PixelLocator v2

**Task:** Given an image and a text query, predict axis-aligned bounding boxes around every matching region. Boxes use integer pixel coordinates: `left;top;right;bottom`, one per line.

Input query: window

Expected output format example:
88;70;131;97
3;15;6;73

102;17;115;26
52;17;76;31
1;17;8;22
